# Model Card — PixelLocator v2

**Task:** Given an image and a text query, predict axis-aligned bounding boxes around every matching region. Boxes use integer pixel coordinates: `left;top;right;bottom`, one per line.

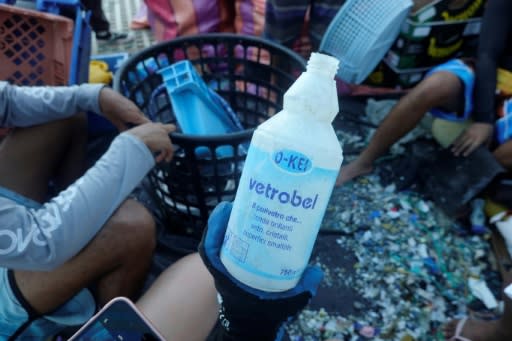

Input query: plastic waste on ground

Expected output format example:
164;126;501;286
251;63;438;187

492;211;512;259
470;198;488;234
283;106;502;340
504;283;512;300
468;277;499;310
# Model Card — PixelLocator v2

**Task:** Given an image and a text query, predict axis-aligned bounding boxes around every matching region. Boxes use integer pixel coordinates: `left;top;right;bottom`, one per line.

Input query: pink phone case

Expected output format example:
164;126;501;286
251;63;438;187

68;296;166;340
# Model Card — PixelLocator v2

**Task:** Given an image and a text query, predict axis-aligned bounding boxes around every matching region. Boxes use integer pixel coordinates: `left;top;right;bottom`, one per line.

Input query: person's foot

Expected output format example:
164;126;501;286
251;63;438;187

336;158;373;186
95;30;133;43
443;318;511;341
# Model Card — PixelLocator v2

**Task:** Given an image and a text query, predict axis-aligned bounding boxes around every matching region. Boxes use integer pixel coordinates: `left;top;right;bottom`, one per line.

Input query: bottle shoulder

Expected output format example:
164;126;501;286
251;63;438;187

253;112;343;169
283;73;339;122
258;110;337;140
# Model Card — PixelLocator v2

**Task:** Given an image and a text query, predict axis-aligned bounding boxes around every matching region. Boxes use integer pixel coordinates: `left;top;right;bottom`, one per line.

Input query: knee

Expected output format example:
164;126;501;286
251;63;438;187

61;112;87;136
493;140;512;169
70;112;87;128
494;150;507;166
411;72;462;106
46;113;88;144
106;199;157;255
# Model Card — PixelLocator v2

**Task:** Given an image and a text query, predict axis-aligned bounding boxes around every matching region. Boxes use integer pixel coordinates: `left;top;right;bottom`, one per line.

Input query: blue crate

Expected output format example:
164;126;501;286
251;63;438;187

35;0;79;13
69;3;91;85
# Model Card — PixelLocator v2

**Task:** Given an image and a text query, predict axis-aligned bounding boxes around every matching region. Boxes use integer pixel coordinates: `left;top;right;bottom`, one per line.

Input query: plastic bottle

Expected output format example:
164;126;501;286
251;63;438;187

219;52;343;291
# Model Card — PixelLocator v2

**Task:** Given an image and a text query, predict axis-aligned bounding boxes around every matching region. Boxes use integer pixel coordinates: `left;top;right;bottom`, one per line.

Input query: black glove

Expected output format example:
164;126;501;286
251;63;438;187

199;202;323;341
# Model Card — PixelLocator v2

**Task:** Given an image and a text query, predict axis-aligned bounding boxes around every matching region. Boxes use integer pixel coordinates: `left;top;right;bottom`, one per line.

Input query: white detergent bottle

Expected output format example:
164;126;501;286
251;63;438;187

219;52;343;292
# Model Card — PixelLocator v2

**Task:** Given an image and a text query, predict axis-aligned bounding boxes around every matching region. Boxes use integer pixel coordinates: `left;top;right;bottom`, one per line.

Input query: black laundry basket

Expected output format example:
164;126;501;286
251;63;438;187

114;33;306;239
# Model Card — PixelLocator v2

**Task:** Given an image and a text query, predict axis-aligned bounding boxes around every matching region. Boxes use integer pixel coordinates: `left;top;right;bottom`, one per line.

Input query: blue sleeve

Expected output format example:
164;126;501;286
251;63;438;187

0;133;155;270
0;81;104;127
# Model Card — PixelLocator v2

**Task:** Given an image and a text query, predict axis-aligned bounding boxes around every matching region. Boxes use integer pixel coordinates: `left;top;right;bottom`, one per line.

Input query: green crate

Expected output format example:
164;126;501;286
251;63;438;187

410;0;486;23
386;18;481;69
364;60;430;89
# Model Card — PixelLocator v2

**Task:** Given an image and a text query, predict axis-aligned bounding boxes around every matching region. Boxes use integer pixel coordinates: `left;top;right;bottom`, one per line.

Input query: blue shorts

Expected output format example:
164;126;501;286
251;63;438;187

0;186;96;340
425;59;475;122
0;186;41;210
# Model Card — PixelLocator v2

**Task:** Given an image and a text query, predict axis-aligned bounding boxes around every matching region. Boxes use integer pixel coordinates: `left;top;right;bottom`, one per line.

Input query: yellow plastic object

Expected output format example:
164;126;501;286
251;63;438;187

89;60;113;84
485;198;508;218
431;118;472;148
497;67;512;96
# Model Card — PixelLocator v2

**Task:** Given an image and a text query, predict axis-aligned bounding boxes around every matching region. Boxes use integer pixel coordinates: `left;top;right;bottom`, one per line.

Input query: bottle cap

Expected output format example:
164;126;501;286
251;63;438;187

307;52;339;79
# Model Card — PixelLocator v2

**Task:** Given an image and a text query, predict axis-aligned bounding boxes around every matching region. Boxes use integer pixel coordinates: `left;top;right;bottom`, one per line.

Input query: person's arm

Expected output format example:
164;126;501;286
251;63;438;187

0;132;155;270
0;121;175;271
451;0;512;157
473;0;512;123
0;81;103;127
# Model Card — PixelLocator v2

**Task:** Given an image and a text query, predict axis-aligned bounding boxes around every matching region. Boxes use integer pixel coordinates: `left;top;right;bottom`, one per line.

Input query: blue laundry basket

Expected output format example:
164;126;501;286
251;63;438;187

114;33;306;239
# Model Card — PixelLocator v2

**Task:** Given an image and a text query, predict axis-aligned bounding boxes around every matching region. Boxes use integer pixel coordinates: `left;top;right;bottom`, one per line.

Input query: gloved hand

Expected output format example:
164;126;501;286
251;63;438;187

199;202;324;341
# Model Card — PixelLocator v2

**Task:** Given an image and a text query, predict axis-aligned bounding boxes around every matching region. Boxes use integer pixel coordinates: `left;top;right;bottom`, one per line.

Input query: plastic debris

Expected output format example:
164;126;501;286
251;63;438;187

504;283;512;300
354;322;380;338
284;107;501;341
286;174;499;340
365;99;432;156
468;278;498;310
470;198;488;234
492;211;512;258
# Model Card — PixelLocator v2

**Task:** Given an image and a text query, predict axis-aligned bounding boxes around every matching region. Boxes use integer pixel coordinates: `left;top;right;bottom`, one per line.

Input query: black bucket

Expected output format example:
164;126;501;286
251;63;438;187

114;33;306;239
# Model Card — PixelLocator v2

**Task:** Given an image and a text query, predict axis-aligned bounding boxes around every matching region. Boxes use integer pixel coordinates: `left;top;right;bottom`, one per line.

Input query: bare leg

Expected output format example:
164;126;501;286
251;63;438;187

0;117;156;313
337;71;465;185
137;253;219;341
14;199;156;313
81;0;110;33
0;114;87;202
443;272;512;341
494;140;512;170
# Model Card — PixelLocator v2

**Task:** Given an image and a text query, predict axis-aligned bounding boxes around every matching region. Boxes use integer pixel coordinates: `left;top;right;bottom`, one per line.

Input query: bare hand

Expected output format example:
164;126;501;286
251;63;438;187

451;122;493;157
127;123;176;163
98;87;150;131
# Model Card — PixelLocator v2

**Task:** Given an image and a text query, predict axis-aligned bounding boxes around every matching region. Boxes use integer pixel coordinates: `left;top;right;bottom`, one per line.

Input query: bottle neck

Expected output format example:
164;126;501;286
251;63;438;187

306;53;339;79
281;52;340;123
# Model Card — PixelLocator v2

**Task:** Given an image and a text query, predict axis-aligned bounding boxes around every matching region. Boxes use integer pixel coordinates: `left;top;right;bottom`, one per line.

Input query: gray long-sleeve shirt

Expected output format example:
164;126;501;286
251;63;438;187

0;82;155;270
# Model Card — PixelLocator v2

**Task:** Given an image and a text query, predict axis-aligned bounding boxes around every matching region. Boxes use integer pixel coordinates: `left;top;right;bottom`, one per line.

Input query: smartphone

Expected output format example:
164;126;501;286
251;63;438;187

68;297;166;341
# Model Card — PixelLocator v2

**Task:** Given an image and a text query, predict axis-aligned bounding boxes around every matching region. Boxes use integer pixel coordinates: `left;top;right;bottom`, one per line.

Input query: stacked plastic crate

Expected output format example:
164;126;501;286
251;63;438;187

0;0;91;85
364;0;486;89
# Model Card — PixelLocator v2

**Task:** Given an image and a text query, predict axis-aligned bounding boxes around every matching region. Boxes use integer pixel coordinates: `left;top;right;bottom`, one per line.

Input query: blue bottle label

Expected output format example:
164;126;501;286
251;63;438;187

273;149;312;174
222;143;338;284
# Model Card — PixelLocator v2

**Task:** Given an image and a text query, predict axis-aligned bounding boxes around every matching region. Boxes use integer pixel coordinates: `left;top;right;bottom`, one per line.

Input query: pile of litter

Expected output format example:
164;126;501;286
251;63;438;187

285;98;502;341
285;175;501;341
